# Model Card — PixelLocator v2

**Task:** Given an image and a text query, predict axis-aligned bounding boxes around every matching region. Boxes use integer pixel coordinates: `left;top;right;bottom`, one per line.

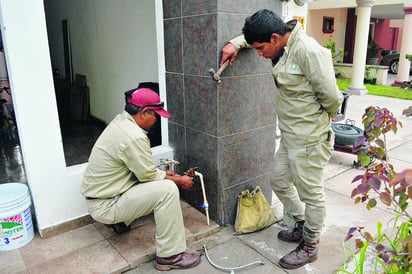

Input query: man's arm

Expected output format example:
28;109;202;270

165;171;194;191
301;47;343;117
219;35;250;67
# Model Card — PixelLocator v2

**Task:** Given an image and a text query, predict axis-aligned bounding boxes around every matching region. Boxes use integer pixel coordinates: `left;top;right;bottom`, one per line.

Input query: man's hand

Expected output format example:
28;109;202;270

165;173;194;191
165;170;178;176
390;169;412;188
177;175;194;191
220;43;238;67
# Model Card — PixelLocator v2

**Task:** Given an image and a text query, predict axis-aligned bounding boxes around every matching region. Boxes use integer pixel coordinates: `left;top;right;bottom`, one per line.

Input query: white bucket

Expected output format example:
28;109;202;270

0;183;34;251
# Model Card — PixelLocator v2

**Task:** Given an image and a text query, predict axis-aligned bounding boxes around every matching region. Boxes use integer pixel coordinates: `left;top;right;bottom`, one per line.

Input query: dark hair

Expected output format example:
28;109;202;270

242;9;290;44
125;103;143;115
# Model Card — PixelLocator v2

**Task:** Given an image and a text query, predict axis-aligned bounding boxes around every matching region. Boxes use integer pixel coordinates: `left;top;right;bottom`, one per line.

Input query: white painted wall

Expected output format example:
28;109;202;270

46;0;160;123
281;0;309;28
0;0;171;236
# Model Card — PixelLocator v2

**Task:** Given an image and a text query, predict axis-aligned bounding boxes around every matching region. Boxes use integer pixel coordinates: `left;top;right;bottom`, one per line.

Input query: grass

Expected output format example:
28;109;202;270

336;78;412;100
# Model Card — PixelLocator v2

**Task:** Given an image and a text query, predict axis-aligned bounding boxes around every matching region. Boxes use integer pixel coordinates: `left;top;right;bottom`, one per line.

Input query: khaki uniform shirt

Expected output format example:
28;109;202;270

81;111;166;199
230;23;343;148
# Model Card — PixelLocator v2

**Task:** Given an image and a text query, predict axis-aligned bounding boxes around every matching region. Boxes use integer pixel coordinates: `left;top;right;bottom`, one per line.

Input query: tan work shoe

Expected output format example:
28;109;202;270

279;241;318;269
154;252;201;271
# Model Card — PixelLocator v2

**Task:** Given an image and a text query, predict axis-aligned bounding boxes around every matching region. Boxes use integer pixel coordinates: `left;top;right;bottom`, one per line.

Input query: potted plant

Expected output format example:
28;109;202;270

337;106;412;273
366;39;381;65
400;54;412;90
363;67;377;85
325;38;344;63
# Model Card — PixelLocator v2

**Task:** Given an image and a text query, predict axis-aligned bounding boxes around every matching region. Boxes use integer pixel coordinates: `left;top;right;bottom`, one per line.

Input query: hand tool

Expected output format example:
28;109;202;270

208;59;230;84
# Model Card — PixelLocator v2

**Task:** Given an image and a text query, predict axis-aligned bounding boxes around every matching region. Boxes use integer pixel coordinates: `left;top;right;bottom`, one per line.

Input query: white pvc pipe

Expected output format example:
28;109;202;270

195;171;209;225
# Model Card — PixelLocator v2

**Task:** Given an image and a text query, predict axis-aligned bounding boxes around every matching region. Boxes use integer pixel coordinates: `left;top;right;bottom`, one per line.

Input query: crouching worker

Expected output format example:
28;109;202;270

81;87;200;271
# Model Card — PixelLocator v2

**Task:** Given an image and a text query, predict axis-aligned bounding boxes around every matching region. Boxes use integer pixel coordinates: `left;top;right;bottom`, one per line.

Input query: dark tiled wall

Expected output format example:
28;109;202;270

163;0;281;225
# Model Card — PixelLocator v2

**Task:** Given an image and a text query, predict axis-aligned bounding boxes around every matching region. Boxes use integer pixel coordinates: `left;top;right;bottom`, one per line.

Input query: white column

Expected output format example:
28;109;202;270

346;0;375;96
393;6;412;86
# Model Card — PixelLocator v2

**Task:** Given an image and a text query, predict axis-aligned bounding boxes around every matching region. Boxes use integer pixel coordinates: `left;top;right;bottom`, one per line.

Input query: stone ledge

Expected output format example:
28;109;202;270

334;63;389;85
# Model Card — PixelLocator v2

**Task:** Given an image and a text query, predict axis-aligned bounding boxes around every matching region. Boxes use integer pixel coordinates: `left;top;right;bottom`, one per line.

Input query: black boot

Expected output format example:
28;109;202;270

277;220;304;243
110;222;130;234
279;241;319;269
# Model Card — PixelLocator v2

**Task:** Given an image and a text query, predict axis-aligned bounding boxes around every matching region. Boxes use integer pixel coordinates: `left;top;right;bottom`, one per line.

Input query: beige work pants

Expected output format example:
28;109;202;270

270;136;333;243
86;179;186;257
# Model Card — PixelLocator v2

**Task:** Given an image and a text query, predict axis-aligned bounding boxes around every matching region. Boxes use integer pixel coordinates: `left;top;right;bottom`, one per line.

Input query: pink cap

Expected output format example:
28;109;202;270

127;88;170;118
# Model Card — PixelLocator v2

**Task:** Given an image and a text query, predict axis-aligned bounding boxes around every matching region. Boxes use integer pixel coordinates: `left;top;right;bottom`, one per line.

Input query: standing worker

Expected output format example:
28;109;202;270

220;9;343;269
81;87;200;271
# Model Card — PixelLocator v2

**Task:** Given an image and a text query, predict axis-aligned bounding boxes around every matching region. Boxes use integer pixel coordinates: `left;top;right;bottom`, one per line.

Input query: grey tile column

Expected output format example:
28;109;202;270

163;0;281;225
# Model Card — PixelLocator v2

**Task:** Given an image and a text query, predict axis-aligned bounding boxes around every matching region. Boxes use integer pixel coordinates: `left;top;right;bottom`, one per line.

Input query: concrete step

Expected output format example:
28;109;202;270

6;200;220;274
99;200;220;273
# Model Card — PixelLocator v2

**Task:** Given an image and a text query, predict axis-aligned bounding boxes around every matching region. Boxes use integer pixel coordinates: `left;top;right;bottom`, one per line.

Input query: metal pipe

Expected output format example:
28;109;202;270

203;245;265;273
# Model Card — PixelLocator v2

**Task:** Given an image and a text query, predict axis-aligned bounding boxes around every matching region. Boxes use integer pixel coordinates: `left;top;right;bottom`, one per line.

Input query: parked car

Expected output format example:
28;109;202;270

379;50;412;74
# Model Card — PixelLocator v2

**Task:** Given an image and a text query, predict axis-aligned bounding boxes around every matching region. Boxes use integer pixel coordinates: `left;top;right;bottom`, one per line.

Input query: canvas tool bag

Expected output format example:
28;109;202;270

234;186;276;235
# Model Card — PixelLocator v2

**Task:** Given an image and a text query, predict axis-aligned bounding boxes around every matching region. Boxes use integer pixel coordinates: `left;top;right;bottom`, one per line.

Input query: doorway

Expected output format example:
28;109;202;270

0;31;26;185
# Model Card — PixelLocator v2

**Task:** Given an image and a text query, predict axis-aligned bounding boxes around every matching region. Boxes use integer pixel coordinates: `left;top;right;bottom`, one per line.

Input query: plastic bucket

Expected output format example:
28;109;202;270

0;183;34;251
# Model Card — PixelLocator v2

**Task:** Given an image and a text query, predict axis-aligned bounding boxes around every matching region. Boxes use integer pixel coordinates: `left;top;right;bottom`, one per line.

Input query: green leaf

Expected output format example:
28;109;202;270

374;139;385;148
367;198;377;210
360;155;371;166
376;147;385;159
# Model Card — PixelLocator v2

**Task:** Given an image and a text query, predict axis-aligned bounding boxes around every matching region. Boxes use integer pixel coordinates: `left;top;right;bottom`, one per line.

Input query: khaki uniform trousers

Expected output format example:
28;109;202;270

86;179;186;257
270;136;334;243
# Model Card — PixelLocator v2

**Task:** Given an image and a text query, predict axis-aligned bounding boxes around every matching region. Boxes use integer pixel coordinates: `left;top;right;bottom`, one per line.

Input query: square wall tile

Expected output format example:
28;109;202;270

185;128;218;184
183;128;218;220
217;13;248;51
168;122;186;173
257;125;276;175
218;130;259;189
259;74;277;127
217;0;281;14
164;18;183;73
183;14;217;75
166;72;184;125
218;75;259;136
163;0;181;19
184;76;218;136
182;0;217;16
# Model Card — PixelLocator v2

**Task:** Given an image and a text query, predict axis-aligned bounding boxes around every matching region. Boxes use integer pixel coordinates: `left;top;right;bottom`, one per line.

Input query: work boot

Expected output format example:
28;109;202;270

154;252;201;271
109;222;130;234
279;241;319;269
277;220;304;243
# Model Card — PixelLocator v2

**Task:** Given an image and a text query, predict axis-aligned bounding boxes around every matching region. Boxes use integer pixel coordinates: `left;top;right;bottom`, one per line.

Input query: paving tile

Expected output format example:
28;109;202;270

389;143;412;164
107;200;220;269
324;165;366;197
235;188;396;274
131;237;283;274
107;220;157;269
181;204;220;243
0;249;27;274
19;224;104;269
27;240;128;274
325;151;359;180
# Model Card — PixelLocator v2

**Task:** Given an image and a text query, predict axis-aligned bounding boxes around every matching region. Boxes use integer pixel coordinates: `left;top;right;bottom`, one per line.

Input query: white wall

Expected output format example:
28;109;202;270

45;0;160;123
281;0;308;28
0;0;171;236
307;8;348;55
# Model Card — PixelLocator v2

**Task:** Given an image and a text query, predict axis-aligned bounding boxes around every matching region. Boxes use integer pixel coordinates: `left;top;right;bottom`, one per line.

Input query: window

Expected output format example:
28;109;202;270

323;17;334;33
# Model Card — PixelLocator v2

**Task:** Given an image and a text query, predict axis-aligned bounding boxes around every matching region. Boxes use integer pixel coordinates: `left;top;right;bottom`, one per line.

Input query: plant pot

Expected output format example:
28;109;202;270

364;78;377;85
366;57;378;65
